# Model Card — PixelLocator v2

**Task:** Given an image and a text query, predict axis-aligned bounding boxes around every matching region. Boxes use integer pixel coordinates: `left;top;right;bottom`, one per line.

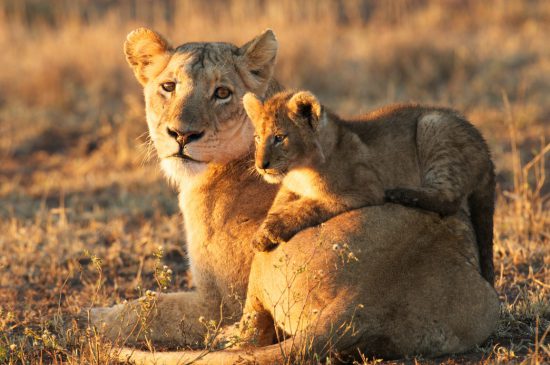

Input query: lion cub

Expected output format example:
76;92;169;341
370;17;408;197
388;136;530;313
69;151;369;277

243;91;496;284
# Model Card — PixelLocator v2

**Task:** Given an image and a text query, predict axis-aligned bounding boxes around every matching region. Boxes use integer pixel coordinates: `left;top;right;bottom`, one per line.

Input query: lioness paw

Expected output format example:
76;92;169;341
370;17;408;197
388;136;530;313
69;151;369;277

75;306;112;334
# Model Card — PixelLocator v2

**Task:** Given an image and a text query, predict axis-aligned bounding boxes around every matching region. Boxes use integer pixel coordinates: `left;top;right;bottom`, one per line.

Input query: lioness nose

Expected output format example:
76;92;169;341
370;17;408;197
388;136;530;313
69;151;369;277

259;160;270;169
167;127;204;146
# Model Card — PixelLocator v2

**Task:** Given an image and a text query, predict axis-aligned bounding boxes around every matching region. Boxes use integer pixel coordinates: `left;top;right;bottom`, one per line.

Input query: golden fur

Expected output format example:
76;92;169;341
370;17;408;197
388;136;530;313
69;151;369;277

244;91;496;287
84;28;499;364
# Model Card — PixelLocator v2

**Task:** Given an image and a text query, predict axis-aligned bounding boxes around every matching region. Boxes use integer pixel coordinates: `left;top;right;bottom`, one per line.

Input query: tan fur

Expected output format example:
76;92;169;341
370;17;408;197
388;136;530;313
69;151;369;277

84;28;499;364
245;91;496;286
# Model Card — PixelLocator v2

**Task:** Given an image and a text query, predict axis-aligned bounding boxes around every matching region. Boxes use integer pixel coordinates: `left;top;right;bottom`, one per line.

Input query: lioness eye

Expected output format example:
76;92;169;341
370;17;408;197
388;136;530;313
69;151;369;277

161;82;176;92
274;134;286;144
254;135;261;144
214;87;232;100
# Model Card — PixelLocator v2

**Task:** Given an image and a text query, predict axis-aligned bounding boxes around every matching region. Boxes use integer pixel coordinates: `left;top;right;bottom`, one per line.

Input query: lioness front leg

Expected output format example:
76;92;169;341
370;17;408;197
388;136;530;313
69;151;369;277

226;292;276;348
83;290;220;347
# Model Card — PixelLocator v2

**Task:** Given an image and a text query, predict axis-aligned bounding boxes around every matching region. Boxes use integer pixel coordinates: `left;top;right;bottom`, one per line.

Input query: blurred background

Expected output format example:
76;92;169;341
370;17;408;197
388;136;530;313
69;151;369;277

0;1;548;363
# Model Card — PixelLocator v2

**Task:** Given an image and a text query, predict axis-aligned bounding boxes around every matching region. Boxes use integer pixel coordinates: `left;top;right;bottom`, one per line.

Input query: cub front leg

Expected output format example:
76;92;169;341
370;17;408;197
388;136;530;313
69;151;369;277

82;290;221;347
252;220;283;252
252;188;298;252
252;213;296;252
253;189;345;252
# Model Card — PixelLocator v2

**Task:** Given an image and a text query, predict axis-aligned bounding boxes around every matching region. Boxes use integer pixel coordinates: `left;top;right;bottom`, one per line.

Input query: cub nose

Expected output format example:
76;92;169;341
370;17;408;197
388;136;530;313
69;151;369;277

167;127;204;147
259;160;270;169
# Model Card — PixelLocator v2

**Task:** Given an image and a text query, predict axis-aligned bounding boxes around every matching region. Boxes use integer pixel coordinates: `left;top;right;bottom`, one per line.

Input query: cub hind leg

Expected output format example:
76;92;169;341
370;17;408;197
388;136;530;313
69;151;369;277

384;187;462;216
384;111;476;216
384;111;496;285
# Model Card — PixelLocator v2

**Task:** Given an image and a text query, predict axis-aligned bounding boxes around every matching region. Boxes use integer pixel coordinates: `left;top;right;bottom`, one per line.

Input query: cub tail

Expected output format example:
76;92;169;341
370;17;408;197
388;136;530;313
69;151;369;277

468;161;496;286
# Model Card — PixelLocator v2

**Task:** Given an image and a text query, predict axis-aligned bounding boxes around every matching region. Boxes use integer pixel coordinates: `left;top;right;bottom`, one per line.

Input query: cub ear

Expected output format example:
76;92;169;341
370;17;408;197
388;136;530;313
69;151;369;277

242;93;264;128
287;91;323;130
124;28;173;86
238;29;278;95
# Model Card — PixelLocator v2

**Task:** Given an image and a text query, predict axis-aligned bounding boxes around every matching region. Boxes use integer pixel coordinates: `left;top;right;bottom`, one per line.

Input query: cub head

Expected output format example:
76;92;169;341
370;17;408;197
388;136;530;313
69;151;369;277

124;28;278;184
243;91;325;184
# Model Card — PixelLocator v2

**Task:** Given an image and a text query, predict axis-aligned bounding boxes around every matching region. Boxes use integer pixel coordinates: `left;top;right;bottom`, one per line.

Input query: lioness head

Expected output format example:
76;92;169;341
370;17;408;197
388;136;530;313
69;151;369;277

124;28;278;184
243;91;325;184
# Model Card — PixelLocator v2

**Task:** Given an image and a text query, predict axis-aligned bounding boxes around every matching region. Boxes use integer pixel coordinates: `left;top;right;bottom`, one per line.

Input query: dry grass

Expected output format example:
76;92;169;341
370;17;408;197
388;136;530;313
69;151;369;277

0;0;548;363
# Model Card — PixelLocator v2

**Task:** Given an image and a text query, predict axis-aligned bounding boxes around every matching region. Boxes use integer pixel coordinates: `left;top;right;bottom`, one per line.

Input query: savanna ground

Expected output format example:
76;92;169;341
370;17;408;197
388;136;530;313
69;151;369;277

0;1;548;363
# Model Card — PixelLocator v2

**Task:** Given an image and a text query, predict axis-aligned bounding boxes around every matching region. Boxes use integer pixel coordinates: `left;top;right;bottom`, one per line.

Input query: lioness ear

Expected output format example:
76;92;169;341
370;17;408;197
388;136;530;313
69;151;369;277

242;93;264;127
288;91;323;130
124;28;173;86
238;29;278;95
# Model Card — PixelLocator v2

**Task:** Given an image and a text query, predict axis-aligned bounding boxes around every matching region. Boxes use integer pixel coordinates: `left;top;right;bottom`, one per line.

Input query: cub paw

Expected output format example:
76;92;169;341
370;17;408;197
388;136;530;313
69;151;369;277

252;230;278;252
252;219;291;252
384;188;421;206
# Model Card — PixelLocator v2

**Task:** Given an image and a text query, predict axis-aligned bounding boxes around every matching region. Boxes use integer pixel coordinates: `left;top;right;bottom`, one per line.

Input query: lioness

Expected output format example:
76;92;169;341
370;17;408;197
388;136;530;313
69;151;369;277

243;90;495;282
86;28;499;364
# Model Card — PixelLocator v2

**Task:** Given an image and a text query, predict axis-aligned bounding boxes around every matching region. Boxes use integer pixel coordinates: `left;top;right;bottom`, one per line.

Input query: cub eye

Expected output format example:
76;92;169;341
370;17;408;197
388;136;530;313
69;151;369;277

274;134;286;144
161;82;176;92
214;87;232;100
